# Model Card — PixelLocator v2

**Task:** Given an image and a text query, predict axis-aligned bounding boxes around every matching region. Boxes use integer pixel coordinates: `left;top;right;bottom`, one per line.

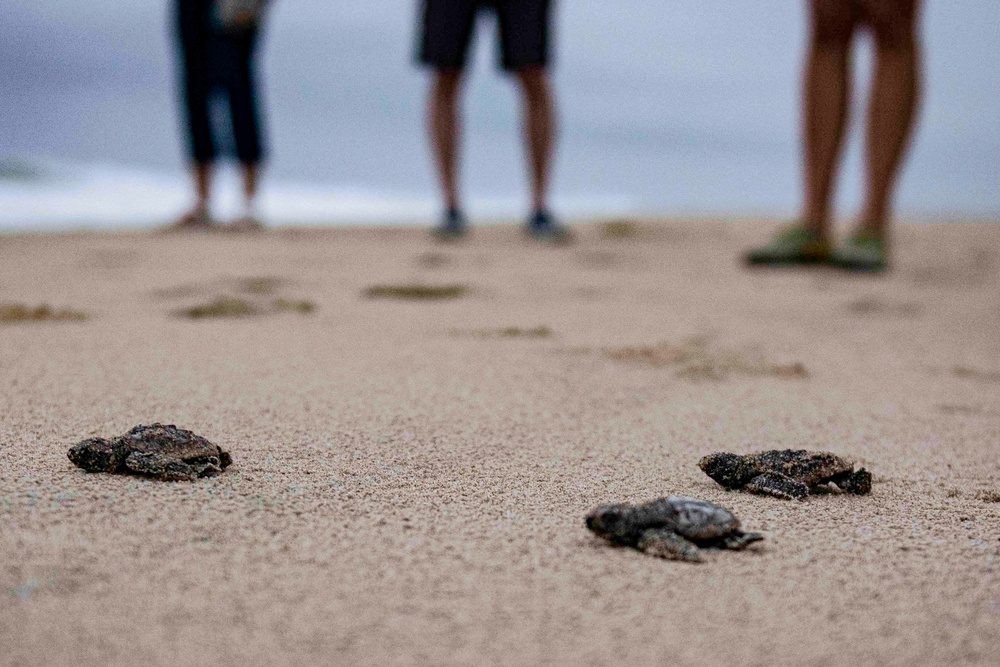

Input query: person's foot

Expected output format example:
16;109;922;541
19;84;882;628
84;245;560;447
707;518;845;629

744;225;830;267
164;207;215;233
525;209;572;244
432;208;468;241
829;235;888;273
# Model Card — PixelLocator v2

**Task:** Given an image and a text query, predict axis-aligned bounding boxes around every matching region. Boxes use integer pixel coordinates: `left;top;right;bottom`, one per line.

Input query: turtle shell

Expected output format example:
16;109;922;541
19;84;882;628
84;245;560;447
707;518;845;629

749;450;853;486
121;424;227;464
667;496;741;541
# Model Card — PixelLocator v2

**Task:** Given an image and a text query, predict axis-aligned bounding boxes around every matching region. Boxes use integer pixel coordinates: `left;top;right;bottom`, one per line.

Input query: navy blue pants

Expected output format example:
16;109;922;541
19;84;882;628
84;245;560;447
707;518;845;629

176;0;266;165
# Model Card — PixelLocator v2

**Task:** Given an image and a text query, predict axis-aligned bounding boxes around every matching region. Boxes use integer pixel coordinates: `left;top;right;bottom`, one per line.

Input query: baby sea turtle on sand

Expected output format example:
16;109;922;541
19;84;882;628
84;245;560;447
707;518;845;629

585;496;763;562
68;423;231;481
699;449;872;500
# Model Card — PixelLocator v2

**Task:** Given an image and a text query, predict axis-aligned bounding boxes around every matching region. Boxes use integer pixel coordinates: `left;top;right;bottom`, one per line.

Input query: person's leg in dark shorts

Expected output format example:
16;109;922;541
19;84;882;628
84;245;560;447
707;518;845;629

173;0;217;230
420;0;568;242
420;0;478;239
495;0;567;242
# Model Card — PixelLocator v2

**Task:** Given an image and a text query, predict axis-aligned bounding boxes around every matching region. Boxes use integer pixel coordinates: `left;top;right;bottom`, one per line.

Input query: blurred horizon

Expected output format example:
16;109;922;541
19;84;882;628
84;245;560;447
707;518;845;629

2;1;999;229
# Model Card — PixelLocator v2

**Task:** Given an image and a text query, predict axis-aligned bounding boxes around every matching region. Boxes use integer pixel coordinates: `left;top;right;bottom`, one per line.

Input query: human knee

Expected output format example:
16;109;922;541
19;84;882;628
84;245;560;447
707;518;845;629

516;66;550;98
434;68;463;97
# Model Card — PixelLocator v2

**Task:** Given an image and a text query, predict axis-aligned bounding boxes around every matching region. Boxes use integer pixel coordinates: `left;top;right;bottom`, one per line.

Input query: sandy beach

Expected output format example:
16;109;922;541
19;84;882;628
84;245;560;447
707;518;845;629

1;219;999;666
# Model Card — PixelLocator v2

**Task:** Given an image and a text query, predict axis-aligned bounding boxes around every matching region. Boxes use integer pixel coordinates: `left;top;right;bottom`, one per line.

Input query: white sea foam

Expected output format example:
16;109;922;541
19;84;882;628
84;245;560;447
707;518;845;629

0;160;637;232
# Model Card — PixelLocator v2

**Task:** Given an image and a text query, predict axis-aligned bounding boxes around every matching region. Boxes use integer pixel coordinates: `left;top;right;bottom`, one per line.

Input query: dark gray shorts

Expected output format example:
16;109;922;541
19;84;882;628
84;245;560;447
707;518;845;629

418;0;552;71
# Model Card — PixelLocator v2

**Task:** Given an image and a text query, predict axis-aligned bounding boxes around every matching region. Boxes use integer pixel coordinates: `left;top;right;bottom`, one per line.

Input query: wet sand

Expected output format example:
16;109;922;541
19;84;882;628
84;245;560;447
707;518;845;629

1;219;999;666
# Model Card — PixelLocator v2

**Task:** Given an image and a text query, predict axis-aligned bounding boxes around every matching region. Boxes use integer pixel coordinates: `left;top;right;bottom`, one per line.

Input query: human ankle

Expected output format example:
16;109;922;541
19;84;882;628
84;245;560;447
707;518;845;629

794;221;828;242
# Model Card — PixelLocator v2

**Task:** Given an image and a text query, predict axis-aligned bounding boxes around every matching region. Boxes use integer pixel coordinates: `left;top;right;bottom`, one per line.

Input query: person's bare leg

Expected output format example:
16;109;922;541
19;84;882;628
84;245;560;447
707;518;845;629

170;162;214;229
193;162;212;211
856;0;921;240
243;163;258;201
428;69;463;211
801;0;857;238
229;161;265;231
516;66;555;213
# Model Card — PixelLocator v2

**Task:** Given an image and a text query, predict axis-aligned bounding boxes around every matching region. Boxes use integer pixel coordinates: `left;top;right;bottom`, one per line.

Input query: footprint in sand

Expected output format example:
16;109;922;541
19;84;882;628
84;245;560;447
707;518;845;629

78;248;142;272
846;297;922;317
414;252;453;269
937;404;1000;419
952;366;1000;384
450;326;553;339
909;248;996;287
575;250;639;270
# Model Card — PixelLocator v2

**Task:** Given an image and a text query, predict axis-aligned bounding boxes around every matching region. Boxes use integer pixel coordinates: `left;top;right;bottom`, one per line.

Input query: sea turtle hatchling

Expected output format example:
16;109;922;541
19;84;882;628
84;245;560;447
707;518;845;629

68;423;231;481
699;449;872;500
585;496;763;562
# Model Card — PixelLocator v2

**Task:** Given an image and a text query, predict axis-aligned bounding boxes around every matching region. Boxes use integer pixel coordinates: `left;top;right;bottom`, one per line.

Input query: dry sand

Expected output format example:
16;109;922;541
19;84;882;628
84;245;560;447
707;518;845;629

1;220;999;666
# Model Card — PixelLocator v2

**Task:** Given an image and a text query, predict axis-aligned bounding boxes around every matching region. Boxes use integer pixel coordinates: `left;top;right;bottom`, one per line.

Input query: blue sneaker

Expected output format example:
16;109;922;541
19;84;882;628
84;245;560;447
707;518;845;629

433;208;467;241
525;210;572;244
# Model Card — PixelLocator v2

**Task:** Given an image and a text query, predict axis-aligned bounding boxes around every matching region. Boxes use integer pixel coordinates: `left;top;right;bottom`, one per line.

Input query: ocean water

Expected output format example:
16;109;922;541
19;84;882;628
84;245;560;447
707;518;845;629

2;1;998;229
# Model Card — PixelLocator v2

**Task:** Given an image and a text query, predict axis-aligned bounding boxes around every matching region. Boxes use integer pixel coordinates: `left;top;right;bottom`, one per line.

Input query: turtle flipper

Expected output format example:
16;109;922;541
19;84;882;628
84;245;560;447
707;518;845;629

637;529;702;562
829;468;872;495
745;472;809;500
720;531;764;550
124;452;198;481
185;457;224;478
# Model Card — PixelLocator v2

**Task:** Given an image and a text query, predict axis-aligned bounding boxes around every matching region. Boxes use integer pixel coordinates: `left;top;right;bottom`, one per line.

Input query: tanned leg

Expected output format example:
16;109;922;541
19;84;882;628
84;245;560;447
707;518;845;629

801;0;858;238
516;66;556;213
856;0;922;240
169;162;214;230
228;161;264;231
428;68;463;211
242;162;259;210
193;162;212;210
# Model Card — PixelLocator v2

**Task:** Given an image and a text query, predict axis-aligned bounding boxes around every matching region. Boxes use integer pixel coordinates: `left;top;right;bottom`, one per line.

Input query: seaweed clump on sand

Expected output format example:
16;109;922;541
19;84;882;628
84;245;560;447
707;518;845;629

490;326;552;338
273;299;316;314
0;304;87;324
847;298;921;317
600;220;640;239
952;366;1000;384
453;326;553;339
180;297;259;319
363;284;468;300
605;337;808;381
178;296;317;319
